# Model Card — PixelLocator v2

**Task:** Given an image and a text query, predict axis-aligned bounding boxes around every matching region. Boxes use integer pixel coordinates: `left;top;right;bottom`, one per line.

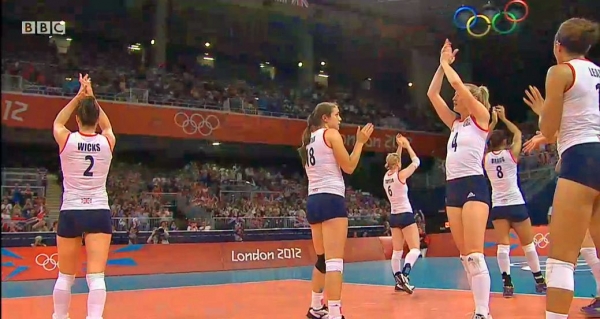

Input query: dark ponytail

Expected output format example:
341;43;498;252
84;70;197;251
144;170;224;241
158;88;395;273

298;113;315;166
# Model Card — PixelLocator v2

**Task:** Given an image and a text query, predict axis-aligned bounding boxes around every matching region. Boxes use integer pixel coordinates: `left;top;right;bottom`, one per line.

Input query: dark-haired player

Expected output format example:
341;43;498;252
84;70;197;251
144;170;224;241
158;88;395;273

299;102;373;319
524;18;600;319
52;74;116;319
484;105;546;298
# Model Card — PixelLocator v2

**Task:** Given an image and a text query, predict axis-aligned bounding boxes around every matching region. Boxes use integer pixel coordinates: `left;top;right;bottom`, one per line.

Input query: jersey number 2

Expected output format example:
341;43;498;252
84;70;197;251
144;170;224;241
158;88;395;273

451;132;458;152
307;147;316;166
83;155;95;177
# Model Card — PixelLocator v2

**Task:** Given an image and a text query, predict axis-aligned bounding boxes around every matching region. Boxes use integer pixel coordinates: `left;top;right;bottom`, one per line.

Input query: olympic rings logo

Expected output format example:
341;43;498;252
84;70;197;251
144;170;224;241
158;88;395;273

453;0;529;38
35;253;59;271
174;112;220;136
533;233;550;249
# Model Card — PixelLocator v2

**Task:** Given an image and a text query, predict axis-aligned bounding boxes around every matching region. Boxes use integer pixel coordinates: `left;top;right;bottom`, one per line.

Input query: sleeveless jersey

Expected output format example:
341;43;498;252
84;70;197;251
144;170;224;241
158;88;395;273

484;149;525;207
60;132;113;210
557;59;600;156
446;116;488;180
383;170;412;214
305;128;345;197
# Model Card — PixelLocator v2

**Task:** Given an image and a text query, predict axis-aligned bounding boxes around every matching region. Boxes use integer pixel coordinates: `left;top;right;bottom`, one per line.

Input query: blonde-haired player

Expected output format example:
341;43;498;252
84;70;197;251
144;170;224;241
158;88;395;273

427;39;493;319
383;134;421;294
52;74;115;319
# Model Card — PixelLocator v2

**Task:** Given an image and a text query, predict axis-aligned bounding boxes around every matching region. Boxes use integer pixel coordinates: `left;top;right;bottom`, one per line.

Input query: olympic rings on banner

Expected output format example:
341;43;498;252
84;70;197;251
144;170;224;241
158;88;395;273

453;0;529;38
467;14;491;38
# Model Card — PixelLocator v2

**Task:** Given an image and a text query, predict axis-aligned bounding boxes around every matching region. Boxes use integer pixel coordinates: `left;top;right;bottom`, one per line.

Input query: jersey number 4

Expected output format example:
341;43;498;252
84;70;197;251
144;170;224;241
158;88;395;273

307;147;316;166
83;155;95;177
451;132;458;152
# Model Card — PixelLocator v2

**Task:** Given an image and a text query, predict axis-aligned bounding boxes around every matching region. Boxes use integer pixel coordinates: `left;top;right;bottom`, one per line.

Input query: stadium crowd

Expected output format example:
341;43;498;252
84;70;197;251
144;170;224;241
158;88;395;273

1;35;558;235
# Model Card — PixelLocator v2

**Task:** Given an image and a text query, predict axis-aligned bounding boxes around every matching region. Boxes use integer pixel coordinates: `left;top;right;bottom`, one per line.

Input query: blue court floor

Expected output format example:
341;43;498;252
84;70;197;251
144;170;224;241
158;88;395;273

1;257;595;299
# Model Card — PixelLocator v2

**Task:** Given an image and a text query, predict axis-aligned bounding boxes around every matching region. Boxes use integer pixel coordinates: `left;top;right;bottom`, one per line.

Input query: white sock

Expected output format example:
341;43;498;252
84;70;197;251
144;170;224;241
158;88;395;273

460;255;473;289
546;311;568;318
523;242;542;273
403;249;421;275
581;248;600;295
467;253;491;316
391;250;403;274
311;291;323;309
496;245;511;275
328;300;342;319
86;273;107;319
53;272;75;319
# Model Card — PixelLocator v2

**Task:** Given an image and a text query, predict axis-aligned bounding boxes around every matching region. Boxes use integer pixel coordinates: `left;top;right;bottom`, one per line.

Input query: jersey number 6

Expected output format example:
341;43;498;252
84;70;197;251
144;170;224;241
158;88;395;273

83;155;95;177
387;185;393;197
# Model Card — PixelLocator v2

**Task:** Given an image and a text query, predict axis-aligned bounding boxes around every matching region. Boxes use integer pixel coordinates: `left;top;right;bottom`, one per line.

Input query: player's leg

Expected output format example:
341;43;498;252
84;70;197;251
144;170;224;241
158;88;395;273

447;206;471;288
511;210;546;293
322;217;348;319
390;225;404;291
580;196;600;316
395;220;421;294
53;211;81;319
83;209;113;319
545;179;596;318
305;195;328;319
492;217;514;298
462;200;492;319
307;223;327;319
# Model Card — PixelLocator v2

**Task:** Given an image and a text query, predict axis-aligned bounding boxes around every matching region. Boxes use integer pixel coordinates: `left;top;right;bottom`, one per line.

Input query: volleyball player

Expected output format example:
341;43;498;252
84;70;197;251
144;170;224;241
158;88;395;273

299;102;373;319
521;18;600;319
524;97;600;316
427;39;492;319
383;134;421;294
52;74;115;319
484;105;546;298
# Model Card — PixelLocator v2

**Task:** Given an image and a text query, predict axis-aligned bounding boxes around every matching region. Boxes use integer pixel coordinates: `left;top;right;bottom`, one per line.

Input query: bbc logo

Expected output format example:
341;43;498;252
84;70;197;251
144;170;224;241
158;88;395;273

22;21;66;35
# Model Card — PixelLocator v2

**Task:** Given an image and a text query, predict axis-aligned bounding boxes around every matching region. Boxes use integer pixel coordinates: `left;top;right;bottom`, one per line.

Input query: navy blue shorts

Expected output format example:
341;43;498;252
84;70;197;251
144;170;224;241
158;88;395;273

559;142;600;192
389;213;415;229
57;209;113;238
490;204;529;223
306;193;347;224
446;175;490;208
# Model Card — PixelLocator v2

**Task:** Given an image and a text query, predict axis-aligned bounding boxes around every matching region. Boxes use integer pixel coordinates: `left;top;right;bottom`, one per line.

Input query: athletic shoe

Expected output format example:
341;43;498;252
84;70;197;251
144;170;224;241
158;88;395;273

535;282;547;294
394;271;414;294
502;285;514;298
306;305;329;319
581;297;600;317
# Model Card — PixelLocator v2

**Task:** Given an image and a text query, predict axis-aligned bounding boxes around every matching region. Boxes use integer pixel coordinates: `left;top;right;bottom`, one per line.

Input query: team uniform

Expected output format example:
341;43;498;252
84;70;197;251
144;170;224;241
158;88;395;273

305;128;347;224
484;150;528;222
556;59;600;317
555;59;600;191
57;132;113;238
383;171;415;229
445;116;491;207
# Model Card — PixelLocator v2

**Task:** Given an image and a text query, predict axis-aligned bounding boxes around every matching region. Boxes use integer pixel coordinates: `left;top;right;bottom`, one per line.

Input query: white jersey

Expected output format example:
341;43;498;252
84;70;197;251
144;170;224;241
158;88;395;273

383;170;412;214
446;116;488;180
557;59;600;155
60;132;113;210
305;128;345;197
484;149;525;207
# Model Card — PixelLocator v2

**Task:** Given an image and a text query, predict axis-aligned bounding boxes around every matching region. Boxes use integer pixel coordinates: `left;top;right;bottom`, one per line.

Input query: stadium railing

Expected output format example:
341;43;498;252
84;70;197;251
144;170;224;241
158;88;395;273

1;186;46;199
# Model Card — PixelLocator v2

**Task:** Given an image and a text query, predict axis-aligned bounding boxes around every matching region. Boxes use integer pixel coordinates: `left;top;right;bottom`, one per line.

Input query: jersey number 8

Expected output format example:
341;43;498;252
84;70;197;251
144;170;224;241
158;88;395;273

495;165;503;179
83;155;95;177
307;147;316;166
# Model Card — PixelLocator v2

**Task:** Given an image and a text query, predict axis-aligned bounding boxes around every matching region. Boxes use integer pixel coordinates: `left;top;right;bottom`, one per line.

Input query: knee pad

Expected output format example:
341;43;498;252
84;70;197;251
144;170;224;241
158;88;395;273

465;253;489;277
580;248;600;266
86;273;106;291
522;242;537;253
315;254;326;274
325;258;344;273
497;244;511;256
546;258;574;291
55;272;75;291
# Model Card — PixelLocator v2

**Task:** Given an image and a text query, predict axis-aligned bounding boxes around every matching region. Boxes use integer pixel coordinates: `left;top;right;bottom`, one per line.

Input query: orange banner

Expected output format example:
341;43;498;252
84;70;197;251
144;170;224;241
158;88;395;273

1;237;387;281
1;93;446;155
